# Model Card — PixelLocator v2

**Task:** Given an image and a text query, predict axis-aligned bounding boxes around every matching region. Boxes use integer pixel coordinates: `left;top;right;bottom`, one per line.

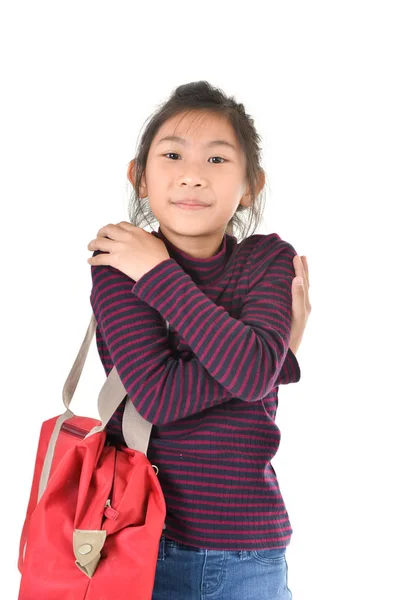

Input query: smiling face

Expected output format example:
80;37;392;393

131;110;259;258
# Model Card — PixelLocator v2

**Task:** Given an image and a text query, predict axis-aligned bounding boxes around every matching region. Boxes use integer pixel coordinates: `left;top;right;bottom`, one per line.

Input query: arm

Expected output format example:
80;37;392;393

131;236;300;392
90;237;300;425
92;297;299;391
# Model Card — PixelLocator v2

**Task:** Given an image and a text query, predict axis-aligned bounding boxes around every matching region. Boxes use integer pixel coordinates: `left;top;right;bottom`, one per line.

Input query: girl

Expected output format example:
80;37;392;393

88;81;311;600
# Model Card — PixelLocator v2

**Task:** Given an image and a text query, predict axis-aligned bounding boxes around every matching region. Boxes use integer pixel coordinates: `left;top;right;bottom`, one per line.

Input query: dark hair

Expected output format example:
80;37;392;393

126;81;269;243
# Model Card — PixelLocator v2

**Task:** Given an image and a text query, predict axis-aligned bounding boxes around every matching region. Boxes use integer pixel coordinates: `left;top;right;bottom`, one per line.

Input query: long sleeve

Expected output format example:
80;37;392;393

90;236;300;426
94;318;299;387
276;346;300;385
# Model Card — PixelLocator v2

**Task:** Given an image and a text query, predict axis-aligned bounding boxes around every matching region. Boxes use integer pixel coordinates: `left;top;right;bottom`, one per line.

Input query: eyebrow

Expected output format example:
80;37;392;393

156;135;238;152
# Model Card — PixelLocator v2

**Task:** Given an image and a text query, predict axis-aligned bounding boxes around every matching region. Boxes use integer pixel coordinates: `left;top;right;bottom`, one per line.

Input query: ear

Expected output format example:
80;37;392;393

127;159;147;198
240;169;265;207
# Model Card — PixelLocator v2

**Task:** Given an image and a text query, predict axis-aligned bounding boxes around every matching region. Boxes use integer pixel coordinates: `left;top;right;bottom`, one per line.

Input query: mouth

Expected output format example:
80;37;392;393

173;203;210;211
172;197;211;207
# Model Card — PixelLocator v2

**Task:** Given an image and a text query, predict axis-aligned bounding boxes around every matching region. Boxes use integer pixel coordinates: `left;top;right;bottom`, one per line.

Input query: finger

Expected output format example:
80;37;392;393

301;256;310;288
297;256;308;289
291;277;305;316
299;257;311;310
294;255;309;290
87;252;113;265
117;221;135;228
88;237;114;252
116;221;141;234
97;223;121;238
293;255;305;284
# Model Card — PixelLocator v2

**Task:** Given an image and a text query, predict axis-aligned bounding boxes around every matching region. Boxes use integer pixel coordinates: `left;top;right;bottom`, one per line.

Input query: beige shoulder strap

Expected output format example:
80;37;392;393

38;312;170;503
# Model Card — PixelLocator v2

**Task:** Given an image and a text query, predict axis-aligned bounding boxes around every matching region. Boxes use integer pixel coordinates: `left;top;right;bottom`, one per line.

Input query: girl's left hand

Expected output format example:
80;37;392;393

87;221;170;282
289;255;311;355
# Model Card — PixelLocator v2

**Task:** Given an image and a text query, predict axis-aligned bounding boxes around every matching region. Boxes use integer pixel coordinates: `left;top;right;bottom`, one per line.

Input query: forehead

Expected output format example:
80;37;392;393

153;110;238;147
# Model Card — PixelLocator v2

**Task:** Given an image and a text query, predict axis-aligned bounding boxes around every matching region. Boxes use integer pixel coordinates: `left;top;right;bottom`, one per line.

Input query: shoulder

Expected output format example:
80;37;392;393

246;232;296;251
242;232;298;262
242;233;298;282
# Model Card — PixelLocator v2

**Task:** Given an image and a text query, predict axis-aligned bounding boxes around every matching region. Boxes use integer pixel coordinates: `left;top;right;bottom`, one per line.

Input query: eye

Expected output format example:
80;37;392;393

163;152;226;164
163;152;180;160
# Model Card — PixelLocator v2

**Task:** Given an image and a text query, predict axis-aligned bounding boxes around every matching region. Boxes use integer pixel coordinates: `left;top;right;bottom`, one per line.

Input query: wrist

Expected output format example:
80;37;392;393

289;335;303;356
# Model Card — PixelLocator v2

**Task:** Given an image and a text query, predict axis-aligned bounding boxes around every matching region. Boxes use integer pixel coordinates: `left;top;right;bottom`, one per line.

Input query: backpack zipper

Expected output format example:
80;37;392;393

102;449;119;521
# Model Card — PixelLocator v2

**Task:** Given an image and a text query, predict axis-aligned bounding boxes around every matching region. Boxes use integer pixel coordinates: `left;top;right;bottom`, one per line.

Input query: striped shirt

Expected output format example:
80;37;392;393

90;225;301;550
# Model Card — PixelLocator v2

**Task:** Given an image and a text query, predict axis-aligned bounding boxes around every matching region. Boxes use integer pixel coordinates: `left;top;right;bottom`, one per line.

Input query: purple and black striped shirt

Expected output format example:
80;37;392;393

90;225;301;550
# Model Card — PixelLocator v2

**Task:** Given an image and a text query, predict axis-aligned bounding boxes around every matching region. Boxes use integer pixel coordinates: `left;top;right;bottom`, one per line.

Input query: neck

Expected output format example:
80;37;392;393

157;225;226;259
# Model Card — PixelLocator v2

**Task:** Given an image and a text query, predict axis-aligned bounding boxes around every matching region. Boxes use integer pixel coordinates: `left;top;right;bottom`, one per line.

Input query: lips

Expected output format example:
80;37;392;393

174;203;209;211
173;199;210;206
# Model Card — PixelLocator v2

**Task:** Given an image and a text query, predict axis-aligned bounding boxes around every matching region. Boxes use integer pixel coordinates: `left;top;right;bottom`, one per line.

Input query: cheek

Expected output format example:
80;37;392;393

145;164;171;193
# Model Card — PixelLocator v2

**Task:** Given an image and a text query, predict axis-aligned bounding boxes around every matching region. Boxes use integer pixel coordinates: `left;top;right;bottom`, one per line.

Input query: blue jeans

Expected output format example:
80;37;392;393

151;534;293;599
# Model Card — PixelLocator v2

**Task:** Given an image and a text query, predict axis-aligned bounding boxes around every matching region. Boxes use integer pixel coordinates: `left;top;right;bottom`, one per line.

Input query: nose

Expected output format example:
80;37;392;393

180;181;203;188
176;163;208;187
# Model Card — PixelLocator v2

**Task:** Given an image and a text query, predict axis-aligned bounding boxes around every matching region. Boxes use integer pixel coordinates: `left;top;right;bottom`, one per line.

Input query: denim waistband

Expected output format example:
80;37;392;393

158;533;287;560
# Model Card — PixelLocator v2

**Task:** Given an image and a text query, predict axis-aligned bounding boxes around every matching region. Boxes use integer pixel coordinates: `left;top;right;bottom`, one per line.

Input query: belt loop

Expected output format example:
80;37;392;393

158;533;166;561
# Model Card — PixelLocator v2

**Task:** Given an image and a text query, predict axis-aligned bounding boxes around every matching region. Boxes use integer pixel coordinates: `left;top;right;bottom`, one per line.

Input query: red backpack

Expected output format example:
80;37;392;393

17;313;167;600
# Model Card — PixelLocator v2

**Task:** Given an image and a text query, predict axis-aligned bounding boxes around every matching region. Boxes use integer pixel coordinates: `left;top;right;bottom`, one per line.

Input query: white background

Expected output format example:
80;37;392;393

1;1;399;598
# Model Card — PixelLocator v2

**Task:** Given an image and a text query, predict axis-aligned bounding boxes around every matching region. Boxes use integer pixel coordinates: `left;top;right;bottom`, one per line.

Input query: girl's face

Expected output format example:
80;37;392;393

137;110;253;258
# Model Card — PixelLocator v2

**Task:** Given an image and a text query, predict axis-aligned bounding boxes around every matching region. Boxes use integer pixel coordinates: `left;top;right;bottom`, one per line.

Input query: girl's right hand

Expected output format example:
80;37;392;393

289;255;311;355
